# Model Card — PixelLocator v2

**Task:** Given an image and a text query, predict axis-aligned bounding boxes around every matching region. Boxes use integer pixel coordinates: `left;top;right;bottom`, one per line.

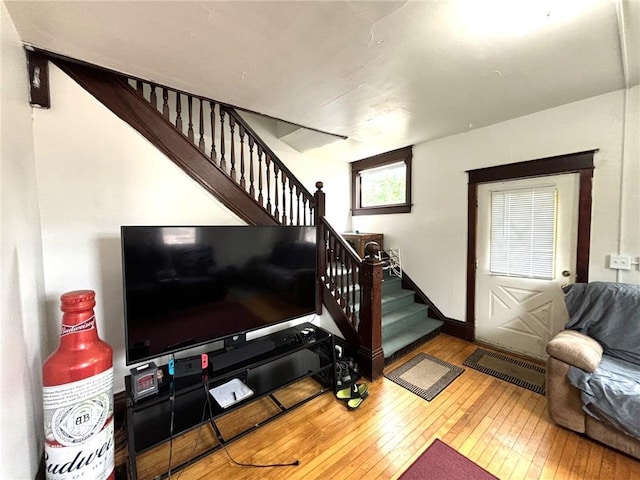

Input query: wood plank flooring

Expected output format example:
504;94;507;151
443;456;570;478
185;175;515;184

124;334;640;479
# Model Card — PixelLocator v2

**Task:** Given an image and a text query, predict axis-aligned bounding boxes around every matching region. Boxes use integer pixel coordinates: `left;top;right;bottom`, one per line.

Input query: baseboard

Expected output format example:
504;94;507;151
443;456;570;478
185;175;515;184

441;317;474;341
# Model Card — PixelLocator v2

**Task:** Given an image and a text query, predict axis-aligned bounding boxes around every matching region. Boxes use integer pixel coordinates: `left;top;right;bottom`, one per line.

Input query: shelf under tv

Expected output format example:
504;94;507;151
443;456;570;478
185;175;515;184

125;322;335;480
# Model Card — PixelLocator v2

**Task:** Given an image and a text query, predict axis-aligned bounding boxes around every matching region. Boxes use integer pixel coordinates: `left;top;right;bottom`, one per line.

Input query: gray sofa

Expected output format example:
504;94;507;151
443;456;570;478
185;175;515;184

545;282;640;460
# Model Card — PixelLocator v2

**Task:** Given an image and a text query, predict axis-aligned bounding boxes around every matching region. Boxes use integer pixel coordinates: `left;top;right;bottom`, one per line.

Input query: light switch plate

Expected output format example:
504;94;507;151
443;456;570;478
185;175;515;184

609;255;631;270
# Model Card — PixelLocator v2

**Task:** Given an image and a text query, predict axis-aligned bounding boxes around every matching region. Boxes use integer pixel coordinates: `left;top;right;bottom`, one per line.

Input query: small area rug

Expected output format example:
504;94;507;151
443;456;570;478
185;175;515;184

385;353;464;401
463;348;546;395
399;439;498;480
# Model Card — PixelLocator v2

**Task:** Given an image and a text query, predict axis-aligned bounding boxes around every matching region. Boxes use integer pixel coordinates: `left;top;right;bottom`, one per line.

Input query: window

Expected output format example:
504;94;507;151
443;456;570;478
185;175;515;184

351;146;412;215
490;186;557;279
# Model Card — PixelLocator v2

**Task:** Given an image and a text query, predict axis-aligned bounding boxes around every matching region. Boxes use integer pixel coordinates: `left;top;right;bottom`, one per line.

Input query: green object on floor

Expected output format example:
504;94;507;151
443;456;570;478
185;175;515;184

347;395;366;410
336;383;368;400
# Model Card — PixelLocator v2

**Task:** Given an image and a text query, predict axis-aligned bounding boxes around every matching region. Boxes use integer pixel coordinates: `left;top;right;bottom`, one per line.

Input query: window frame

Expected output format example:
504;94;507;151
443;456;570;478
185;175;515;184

351;146;413;216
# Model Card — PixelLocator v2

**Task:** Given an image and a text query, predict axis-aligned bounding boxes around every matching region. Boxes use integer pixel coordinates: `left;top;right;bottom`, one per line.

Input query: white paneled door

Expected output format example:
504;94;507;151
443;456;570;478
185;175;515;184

475;174;579;360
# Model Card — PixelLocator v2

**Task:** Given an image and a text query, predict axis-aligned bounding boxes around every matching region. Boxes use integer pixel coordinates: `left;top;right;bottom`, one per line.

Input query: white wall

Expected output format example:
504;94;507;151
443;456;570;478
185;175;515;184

353;87;640;321
0;3;47;478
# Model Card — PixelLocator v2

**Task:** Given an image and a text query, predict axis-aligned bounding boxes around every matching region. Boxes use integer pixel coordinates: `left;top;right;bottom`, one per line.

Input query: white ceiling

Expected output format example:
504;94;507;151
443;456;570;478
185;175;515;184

6;1;640;162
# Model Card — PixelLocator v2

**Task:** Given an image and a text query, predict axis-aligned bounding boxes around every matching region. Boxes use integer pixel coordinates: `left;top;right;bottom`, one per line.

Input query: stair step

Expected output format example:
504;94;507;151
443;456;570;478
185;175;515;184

382;316;444;359
381;289;416;315
382;302;429;329
381;275;403;294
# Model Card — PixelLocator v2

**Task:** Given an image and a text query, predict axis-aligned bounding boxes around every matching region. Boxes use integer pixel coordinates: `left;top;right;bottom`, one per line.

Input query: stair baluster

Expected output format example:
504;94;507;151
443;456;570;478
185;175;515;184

175;93;183;132
209;101;217;163
281;171;287;225
187;96;194;143
219;108;226;172
257;145;264;206
162;88;169;119
248;136;255;198
239;124;246;190
273;164;280;221
265;154;272;214
229;114;236;181
150;84;157;110
198;99;205;153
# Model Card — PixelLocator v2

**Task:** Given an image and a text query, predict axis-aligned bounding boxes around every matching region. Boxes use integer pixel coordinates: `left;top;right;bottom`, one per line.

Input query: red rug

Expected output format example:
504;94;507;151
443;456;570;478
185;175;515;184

398;439;499;480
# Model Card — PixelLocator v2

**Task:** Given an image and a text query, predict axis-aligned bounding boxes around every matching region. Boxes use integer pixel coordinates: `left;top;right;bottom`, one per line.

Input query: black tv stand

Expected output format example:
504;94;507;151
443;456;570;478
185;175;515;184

209;337;276;370
125;323;335;480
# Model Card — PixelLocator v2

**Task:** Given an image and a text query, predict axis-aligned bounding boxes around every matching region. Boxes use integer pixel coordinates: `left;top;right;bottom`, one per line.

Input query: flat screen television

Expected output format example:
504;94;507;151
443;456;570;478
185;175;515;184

121;225;317;365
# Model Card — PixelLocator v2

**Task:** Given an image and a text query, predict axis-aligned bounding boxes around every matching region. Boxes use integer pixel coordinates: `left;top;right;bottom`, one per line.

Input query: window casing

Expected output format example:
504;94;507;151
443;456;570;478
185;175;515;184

351;146;412;215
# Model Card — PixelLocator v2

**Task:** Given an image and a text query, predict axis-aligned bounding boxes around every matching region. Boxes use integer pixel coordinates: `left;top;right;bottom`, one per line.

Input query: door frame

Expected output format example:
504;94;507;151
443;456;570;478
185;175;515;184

465;150;596;341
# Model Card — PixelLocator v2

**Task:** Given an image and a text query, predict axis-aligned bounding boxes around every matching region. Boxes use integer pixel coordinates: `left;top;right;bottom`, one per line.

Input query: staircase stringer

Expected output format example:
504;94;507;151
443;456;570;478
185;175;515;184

52;58;278;226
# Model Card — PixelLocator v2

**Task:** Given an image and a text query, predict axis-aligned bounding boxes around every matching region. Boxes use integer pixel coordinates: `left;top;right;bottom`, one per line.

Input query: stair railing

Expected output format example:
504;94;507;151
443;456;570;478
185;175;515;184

319;218;384;379
129;79;317;226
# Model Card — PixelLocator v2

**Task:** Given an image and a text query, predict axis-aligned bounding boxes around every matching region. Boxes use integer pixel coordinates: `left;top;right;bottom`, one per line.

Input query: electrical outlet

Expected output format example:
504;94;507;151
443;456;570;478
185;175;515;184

609;255;631;270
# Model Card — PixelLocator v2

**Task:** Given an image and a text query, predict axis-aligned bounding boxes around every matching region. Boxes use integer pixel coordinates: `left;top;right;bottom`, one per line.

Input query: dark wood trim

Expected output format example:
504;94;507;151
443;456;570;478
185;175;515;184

576;168;594;283
467;150;596;184
26;49;50;108
352;204;412;216
351;146;413;216
52;58;278;226
466;151;597;338
441;317;474;341
466;182;478;339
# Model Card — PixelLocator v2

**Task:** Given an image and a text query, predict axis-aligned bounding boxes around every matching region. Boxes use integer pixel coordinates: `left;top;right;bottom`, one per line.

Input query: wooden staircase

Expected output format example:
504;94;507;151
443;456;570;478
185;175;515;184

43;52;443;380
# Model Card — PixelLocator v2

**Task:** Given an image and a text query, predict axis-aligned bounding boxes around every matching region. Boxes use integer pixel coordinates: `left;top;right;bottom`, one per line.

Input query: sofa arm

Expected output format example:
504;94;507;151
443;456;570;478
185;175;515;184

546;356;587;433
545;330;603;373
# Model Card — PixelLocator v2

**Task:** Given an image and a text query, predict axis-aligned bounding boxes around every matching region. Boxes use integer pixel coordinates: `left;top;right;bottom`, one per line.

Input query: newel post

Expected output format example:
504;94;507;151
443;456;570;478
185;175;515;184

314;181;325;315
358;241;385;380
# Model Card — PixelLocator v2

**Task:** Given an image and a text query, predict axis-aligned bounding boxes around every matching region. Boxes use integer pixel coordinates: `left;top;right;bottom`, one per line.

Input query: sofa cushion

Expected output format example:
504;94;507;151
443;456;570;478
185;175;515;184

546;330;603;373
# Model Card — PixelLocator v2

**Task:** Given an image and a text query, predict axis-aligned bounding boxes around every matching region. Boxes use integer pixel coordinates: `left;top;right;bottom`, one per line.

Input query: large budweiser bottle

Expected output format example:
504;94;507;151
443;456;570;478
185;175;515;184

42;290;115;480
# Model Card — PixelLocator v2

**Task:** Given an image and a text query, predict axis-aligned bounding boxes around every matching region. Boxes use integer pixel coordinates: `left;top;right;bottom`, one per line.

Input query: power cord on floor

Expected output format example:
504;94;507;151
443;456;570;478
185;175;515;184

204;381;299;468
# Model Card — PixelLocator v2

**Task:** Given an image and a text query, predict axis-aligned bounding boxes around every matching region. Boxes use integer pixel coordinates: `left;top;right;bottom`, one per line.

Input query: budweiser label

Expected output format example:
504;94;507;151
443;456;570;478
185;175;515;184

60;316;96;337
43;368;114;480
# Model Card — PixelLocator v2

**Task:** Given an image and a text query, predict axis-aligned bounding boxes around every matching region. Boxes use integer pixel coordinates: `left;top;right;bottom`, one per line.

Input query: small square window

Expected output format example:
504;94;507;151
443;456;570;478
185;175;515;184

351;146;412;215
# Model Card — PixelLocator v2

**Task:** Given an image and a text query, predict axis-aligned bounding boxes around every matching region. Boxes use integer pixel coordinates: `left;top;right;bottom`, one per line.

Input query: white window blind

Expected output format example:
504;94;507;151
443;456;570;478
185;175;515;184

490;187;557;279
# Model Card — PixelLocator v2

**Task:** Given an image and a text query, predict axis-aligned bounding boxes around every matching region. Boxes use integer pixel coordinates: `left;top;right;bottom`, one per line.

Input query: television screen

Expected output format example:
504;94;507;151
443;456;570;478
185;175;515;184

121;225;317;365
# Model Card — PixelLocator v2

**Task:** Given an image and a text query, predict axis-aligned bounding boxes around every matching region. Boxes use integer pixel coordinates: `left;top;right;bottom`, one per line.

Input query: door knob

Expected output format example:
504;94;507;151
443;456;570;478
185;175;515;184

562;270;571;277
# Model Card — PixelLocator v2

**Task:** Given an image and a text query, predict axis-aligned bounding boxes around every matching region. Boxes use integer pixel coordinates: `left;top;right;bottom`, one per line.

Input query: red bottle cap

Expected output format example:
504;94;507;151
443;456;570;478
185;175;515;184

60;290;96;313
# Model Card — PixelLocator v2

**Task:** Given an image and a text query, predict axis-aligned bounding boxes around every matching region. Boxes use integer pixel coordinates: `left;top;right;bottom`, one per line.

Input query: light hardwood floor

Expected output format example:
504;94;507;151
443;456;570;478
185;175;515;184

127;334;640;479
